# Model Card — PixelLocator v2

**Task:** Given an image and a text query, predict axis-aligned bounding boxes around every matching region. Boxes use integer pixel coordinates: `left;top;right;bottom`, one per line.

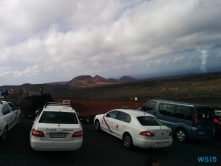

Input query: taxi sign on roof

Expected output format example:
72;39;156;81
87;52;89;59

63;100;70;104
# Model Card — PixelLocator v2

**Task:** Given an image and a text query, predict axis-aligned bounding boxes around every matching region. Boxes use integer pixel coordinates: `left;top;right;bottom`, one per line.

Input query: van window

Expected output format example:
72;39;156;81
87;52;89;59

144;101;157;111
198;108;214;120
159;103;176;116
159;103;193;120
172;105;193;120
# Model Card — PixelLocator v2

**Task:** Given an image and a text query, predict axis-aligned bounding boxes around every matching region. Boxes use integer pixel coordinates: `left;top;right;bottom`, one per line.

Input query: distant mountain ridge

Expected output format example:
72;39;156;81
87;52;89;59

118;76;137;82
67;75;137;87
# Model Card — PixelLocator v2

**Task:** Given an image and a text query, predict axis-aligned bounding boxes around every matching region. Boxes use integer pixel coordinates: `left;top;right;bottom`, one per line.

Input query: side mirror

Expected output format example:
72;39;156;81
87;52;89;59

141;106;145;110
106;114;110;117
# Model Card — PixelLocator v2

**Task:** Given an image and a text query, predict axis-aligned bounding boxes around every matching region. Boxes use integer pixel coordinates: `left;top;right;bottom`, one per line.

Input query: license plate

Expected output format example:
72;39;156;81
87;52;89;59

50;133;67;138
199;131;205;135
157;142;167;146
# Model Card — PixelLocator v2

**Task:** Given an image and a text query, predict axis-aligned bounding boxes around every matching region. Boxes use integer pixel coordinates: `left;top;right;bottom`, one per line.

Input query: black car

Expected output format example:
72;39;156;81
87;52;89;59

214;110;221;135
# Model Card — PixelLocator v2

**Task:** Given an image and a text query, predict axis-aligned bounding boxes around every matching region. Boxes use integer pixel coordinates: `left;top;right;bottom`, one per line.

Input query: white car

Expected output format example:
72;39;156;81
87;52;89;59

0;100;21;141
30;102;83;151
94;109;173;149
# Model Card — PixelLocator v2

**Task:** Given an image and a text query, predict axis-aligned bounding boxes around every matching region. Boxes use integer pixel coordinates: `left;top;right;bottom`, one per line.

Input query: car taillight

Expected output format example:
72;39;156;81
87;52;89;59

139;131;155;137
32;129;45;137
214;117;219;123
72;130;83;137
169;131;172;136
194;113;198;124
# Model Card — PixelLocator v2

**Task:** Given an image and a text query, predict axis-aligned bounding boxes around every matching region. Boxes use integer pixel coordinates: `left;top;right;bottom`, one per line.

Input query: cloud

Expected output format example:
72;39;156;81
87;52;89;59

0;0;221;85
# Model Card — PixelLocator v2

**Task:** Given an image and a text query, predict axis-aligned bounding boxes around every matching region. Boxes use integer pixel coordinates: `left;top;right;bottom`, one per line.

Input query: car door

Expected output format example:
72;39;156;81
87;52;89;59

103;110;119;134
113;112;131;138
8;103;19;124
2;104;12;128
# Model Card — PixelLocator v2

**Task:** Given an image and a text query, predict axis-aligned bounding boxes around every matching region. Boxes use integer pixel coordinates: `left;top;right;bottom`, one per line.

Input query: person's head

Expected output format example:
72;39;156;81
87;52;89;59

144;158;159;166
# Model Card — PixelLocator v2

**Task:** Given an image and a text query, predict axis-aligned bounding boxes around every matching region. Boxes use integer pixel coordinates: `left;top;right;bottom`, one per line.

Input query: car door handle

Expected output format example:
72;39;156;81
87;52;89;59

111;122;113;123
107;119;109;121
123;125;125;127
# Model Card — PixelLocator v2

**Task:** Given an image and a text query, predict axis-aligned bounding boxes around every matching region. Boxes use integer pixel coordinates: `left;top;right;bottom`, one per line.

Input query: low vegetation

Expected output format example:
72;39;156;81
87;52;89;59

6;93;54;116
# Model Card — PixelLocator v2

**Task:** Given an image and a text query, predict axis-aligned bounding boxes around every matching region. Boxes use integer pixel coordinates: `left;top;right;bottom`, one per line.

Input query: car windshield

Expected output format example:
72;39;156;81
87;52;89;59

137;116;163;126
39;111;78;124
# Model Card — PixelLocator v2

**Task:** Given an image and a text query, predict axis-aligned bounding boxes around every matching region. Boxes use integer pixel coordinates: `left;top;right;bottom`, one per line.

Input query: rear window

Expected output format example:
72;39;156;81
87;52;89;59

39;111;78;124
137;116;163;126
197;107;214;120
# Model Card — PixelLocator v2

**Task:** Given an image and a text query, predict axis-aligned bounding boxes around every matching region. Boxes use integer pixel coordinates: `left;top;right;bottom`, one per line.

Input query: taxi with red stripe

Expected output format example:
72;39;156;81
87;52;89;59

94;109;173;149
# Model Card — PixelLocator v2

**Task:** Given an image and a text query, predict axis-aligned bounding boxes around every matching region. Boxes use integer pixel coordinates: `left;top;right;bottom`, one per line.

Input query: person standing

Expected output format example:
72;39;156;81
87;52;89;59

4;90;9;99
39;87;43;95
26;90;29;97
0;90;4;97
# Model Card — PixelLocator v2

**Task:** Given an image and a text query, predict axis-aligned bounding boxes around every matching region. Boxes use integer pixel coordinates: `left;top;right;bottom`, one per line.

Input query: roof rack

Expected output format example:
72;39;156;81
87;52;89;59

44;102;72;108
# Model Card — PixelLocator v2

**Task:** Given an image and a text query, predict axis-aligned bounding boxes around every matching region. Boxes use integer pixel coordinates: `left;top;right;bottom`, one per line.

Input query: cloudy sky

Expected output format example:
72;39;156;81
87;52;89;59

0;0;221;85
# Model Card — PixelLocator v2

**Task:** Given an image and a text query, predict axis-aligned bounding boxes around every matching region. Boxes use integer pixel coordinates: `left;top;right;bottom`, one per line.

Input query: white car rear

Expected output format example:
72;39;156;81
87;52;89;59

30;102;83;151
94;109;173;149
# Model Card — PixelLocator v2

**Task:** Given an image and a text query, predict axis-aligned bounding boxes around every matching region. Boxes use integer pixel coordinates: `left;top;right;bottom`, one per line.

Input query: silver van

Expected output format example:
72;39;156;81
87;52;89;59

137;99;215;142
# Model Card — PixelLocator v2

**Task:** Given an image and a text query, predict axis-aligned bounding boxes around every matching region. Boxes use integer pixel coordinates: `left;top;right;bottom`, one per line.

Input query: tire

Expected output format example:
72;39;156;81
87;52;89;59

1;127;7;141
175;129;188;142
94;120;101;132
123;133;133;150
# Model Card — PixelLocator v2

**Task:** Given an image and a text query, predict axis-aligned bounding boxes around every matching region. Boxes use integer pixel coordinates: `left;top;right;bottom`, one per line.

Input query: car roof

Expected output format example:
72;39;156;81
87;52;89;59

113;109;154;117
43;106;74;112
150;99;212;107
43;102;75;112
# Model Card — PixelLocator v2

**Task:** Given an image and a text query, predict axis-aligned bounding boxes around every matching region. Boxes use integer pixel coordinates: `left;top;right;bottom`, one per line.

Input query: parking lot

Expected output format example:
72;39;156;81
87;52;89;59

0;118;220;166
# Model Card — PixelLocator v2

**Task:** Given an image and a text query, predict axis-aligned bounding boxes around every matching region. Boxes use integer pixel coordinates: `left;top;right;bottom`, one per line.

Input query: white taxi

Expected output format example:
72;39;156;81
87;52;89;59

30;102;83;151
0;100;21;141
94;109;173;149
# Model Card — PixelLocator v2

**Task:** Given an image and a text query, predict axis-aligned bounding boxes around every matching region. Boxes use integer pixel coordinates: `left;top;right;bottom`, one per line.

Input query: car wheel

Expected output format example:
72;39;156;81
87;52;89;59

123;133;133;149
94;120;101;131
176;129;187;142
1;127;7;141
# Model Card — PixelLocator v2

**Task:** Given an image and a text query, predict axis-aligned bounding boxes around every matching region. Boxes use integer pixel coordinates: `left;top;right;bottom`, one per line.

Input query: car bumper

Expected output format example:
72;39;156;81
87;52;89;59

30;137;83;151
134;137;173;148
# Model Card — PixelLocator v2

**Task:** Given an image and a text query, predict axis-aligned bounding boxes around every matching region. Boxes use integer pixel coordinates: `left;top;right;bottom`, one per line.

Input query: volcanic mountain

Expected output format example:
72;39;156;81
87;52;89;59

67;75;118;87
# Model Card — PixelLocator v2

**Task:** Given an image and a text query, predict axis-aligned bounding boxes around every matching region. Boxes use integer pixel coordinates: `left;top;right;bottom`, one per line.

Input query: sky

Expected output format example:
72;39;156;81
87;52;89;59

0;0;221;85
